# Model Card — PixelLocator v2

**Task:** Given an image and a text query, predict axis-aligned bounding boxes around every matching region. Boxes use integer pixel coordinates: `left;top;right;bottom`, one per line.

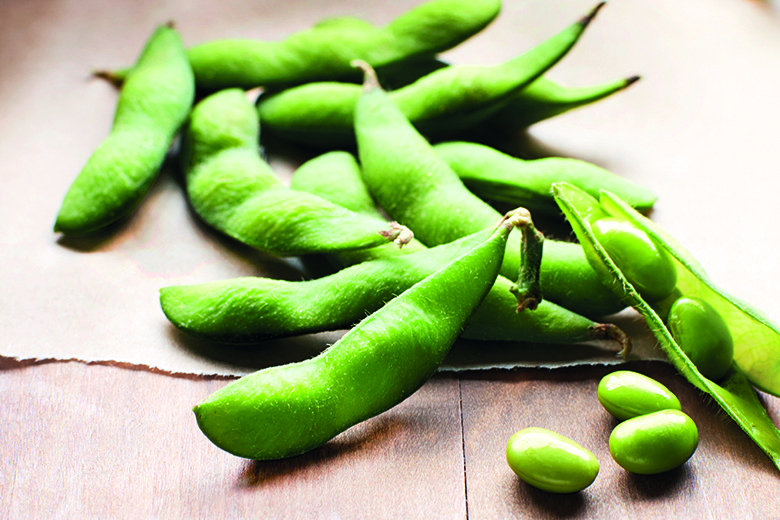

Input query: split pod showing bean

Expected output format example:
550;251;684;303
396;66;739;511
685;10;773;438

193;208;525;460
553;181;780;471
257;3;606;148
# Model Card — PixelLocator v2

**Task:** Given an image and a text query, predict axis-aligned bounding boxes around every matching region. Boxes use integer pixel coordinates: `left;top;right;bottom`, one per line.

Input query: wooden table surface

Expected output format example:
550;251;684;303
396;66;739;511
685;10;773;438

4;0;780;517
2;358;779;519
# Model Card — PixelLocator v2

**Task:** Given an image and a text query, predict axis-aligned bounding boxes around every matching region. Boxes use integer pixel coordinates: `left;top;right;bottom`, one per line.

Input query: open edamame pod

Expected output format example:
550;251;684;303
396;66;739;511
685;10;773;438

178;88;410;256
55;23;194;236
193;208;523;460
353;62;625;319
553;181;780;471
257;3;604;148
433;141;656;215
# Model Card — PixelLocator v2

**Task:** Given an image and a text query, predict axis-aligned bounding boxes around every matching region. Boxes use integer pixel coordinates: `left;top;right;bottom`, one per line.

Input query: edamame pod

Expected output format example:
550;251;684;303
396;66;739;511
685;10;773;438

193;209;522;460
257;4;604;148
160;227;627;349
354;63;625;318
432;141;656;215
553;181;780;472
55;24;194;235
485;75;640;129
186;0;501;91
179;88;409;256
287;149;629;349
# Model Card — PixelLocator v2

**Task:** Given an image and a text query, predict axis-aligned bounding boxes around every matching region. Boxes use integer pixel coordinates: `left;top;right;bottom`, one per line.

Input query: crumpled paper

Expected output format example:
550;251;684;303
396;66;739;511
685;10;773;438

4;0;780;377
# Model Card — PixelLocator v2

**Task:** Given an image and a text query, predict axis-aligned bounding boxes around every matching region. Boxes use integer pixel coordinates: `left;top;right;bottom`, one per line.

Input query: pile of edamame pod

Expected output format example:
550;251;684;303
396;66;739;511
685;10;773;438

54;0;780;488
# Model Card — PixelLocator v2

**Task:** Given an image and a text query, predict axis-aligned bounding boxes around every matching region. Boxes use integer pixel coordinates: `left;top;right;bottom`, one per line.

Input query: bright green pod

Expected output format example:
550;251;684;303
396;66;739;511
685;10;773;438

485;74;640;129
553;182;780;472
54;24;194;235
609;410;698;474
160;229;627;349
597;370;681;421
193;209;520;460
257;4;604;147
354;65;625;319
283;151;630;349
185;0;501;91
506;427;599;493
289;151;379;217
178;88;408;256
432;141;656;215
590;217;677;302
668;297;734;381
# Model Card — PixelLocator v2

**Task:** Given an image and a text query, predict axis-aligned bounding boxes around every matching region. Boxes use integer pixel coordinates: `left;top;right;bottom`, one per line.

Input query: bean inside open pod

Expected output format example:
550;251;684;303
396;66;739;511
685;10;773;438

552;181;780;472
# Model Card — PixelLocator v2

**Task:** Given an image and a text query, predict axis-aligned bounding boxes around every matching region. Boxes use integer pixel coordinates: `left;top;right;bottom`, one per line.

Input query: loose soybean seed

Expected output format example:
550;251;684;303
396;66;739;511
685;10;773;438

506;427;599;494
597;370;681;421
609;409;698;474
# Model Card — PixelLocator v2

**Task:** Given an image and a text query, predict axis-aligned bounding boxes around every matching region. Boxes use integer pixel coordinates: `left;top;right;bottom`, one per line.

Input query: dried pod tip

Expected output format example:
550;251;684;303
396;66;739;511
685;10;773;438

591;323;632;358
581;2;606;27
91;69;124;88
624;75;641;87
351;59;381;93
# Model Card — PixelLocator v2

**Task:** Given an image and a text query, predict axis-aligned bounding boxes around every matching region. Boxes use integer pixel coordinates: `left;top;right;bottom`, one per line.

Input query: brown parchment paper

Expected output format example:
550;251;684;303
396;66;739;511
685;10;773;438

3;0;780;376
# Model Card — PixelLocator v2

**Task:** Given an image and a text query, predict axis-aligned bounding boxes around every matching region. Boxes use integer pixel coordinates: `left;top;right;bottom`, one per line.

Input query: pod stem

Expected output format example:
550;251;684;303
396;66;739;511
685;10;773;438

352;59;381;93
505;209;544;312
379;222;414;248
590;323;632;358
91;69;126;88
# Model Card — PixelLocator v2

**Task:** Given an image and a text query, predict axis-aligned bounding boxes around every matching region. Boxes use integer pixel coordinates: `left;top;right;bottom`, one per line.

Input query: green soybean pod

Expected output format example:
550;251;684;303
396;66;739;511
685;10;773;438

506;427;599;493
161;226;629;350
553;182;780;473
668;297;734;381
54;24;194;235
432;141;656;215
185;0;501;92
193;209;522;460
353;63;625;319
286;150;631;349
486;74;640;129
609;410;698;474
597;370;681;421
257;4;604;148
179;88;409;256
289;151;379;217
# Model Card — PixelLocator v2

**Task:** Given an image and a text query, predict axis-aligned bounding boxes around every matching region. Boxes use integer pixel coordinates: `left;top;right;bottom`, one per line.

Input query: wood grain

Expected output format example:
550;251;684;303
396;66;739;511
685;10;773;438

460;361;780;519
3;360;779;518
0;361;465;519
